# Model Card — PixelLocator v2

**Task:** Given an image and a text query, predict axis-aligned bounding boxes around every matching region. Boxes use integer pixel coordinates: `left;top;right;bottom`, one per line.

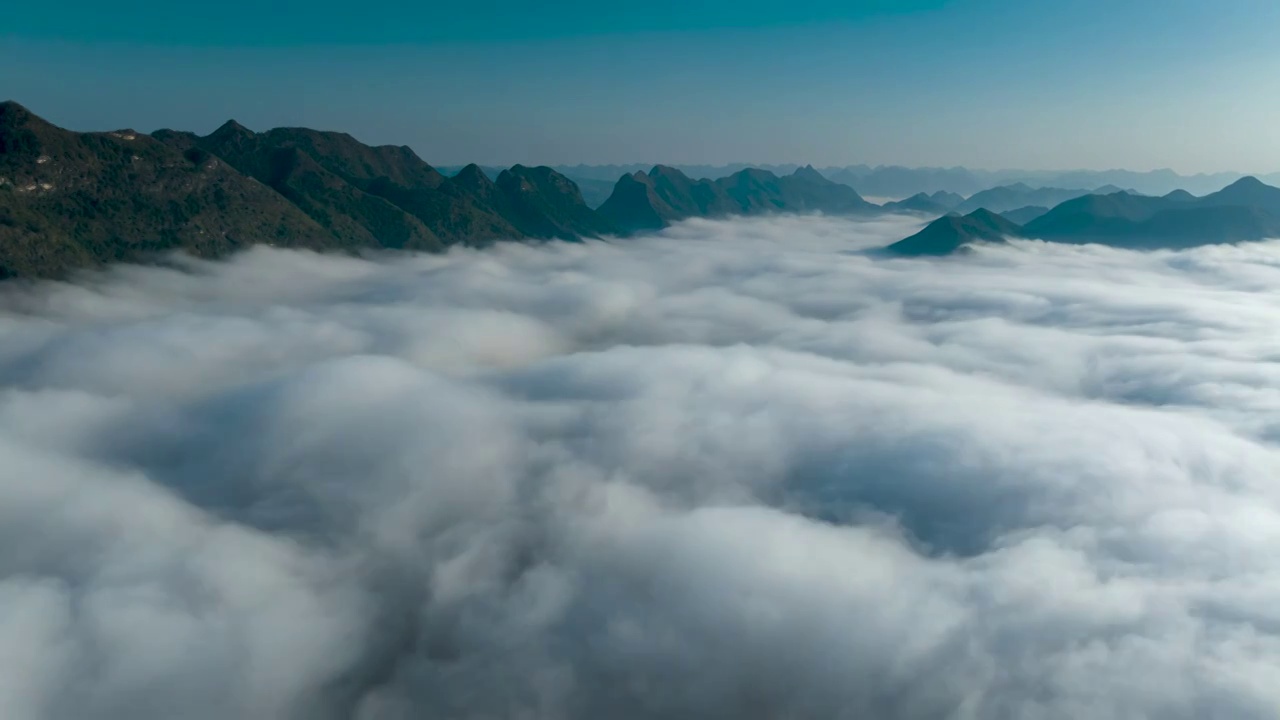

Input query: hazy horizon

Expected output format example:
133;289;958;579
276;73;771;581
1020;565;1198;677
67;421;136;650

8;100;1280;180
5;0;1280;173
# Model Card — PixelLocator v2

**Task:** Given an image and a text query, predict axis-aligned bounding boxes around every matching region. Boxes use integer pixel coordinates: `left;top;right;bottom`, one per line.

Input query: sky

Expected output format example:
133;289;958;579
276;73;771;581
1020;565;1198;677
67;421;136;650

3;0;1280;172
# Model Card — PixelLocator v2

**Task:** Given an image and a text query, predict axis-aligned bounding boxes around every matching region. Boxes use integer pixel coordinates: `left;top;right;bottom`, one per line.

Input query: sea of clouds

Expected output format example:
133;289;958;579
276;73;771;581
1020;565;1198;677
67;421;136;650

3;214;1280;719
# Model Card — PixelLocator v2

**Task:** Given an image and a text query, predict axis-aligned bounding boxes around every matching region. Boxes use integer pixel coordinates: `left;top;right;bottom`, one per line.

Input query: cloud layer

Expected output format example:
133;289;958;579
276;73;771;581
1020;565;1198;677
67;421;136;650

4;215;1280;719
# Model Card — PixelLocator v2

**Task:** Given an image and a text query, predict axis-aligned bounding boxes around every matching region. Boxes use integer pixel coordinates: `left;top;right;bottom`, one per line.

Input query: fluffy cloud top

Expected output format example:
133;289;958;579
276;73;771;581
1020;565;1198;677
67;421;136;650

3;214;1280;719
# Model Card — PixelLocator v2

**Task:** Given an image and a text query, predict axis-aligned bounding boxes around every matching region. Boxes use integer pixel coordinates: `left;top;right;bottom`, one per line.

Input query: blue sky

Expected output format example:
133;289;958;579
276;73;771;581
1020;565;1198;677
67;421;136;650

3;0;1279;172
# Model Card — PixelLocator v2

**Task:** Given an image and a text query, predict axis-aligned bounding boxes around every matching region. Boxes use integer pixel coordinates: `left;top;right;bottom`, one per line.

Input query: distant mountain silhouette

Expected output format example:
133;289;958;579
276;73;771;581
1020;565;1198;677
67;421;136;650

597;165;737;232
718;165;877;215
929;191;965;210
955;184;1096;214
1022;192;1177;238
556;165;1280;199
1197;175;1280;213
887;176;1280;254
1023;178;1280;248
886;209;1023;256
598;164;876;234
552;163;801;183
882;193;951;216
573;178;619;208
438;164;505;179
1000;205;1050;225
829;165;987;197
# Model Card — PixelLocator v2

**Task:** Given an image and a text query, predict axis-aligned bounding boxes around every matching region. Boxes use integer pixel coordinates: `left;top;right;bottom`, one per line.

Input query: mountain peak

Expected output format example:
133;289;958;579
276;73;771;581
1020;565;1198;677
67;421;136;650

791;164;827;182
452;163;493;187
886;208;1024;256
210;119;254;139
882;192;949;216
1209;175;1278;200
1225;175;1265;190
737;167;774;178
649;164;686;179
0;100;30;116
0;100;43;131
965;208;1004;223
1198;175;1280;213
0;100;48;156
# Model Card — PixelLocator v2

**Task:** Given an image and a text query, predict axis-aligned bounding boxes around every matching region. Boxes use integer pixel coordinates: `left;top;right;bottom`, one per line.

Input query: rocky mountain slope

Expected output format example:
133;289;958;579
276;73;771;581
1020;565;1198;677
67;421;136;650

0;102;616;276
1;101;330;278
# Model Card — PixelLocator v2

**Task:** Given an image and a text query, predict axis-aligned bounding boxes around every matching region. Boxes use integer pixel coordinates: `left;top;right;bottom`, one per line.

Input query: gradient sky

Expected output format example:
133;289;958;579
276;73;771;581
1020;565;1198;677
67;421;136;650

4;0;1280;172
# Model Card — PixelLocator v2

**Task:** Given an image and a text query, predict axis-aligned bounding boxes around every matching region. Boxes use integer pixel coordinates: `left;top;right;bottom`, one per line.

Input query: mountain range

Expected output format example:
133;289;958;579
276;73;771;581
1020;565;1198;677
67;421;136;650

880;191;963;215
881;209;1021;256
2;101;642;276
886;177;1280;255
453;161;1254;213
596;164;877;232
513;164;1280;201
0;103;887;277
822;166;1248;198
953;183;1127;214
6;101;1280;278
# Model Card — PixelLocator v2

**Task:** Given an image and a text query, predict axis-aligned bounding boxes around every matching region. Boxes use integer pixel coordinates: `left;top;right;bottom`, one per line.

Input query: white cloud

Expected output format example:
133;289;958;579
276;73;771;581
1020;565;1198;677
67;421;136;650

3;215;1280;719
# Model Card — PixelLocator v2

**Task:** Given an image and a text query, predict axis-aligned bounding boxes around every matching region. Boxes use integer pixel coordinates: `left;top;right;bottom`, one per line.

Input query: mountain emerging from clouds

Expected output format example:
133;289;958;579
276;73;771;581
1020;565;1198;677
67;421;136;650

2;101;624;276
597;165;735;231
1;103;896;277
0;102;333;278
597;164;878;233
887;177;1280;255
1022;178;1280;248
884;209;1024;256
7;101;1280;278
